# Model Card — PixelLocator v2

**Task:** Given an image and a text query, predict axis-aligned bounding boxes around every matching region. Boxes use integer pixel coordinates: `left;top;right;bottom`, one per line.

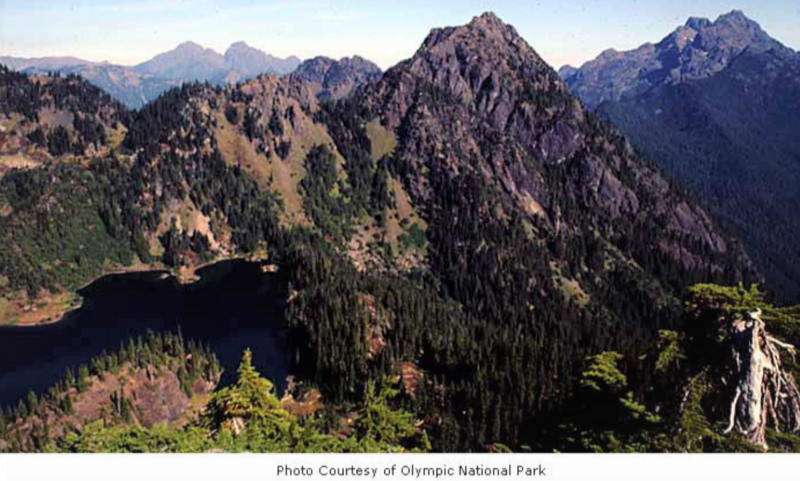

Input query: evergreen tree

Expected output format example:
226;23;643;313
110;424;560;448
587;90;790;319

202;349;292;433
356;379;416;448
77;365;90;393
16;400;27;419
25;390;38;416
63;368;75;390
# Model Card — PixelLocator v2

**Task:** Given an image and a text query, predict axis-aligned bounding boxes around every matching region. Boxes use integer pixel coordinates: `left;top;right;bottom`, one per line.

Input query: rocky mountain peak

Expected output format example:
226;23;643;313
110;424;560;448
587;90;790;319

367;10;582;162
291;55;381;100
717;9;753;25
468;11;506;29
695;10;778;51
420;11;532;56
174;41;205;52
223;42;268;68
134;41;226;80
685;16;712;31
400;11;554;108
226;41;251;52
563;11;793;109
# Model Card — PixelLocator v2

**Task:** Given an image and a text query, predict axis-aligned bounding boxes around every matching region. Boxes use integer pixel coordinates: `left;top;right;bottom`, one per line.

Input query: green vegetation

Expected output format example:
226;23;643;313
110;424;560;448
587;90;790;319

532;284;800;453
398;220;426;251
0;78;283;301
598;49;800;301
0;56;792;455
0;162;136;296
50;350;427;453
300;145;356;240
0;330;220;452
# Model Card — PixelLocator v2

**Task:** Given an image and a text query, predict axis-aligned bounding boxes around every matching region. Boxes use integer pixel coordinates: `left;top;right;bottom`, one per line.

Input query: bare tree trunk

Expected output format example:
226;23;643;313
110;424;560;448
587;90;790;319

724;310;800;450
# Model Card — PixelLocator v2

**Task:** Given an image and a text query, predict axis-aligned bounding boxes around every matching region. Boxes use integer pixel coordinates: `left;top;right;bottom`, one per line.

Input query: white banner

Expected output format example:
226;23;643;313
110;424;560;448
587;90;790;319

2;453;800;481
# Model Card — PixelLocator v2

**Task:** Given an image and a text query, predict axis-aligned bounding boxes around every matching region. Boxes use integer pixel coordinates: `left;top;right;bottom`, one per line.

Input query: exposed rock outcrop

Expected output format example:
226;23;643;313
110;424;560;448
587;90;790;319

562;10;792;109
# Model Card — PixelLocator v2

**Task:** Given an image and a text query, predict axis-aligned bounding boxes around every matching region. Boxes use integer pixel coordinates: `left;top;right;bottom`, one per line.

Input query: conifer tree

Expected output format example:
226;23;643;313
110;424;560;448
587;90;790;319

77;365;90;393
16;400;27;419
63;368;75;390
202;349;292;433
26;390;38;415
356;378;415;447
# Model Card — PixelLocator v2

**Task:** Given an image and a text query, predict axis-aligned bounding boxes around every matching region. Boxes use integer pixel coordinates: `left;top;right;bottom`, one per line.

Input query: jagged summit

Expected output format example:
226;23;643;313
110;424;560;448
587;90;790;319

394;10;555;112
469;11;507;28
420;11;534;56
360;11;738;265
290;55;381;100
570;11;800;299
561;10;793;109
683;10;760;32
685;16;712;31
718;9;751;23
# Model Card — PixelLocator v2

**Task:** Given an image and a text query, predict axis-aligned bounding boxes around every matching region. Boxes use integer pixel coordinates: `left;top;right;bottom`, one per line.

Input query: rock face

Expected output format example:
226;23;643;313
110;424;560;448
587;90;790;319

290;56;381;100
358;12;738;265
24;63;185;110
562;10;791;109
0;12;753;298
564;11;800;299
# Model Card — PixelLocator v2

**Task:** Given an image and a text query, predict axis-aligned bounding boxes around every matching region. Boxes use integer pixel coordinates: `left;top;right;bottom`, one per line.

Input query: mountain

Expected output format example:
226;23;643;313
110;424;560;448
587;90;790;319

290;56;382;100
557;64;577;79
561;10;792;109
133;41;227;81
563;11;800;299
3;13;785;453
357;11;738;266
221;41;301;83
1;43;302;109
134;41;302;83
15;63;185;111
0;66;130;171
0;56;100;71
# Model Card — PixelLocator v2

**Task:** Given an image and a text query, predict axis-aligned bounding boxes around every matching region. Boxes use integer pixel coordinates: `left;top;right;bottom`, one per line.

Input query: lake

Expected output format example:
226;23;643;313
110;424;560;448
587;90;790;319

0;260;289;408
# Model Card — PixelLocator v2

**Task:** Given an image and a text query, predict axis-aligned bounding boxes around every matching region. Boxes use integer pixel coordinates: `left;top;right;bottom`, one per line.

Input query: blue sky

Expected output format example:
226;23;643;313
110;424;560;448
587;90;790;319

0;0;798;69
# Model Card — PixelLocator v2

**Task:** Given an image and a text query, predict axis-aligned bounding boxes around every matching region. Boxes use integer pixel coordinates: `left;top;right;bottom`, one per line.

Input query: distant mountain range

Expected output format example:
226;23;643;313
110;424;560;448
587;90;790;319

6;11;795;455
561;10;800;299
1;41;302;108
559;10;794;109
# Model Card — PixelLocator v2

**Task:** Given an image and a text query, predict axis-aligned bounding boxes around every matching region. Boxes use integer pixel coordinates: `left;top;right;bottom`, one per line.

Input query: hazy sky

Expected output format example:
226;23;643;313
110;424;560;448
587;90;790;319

0;0;798;70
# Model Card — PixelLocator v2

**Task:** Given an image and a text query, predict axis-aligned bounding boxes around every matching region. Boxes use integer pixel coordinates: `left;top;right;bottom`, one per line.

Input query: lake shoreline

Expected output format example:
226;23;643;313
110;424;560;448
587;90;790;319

0;258;290;406
2;252;275;328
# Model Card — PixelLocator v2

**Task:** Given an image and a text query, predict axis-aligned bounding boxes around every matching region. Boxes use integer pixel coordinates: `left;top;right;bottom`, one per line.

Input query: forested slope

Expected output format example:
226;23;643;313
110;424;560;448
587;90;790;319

1;13;793;453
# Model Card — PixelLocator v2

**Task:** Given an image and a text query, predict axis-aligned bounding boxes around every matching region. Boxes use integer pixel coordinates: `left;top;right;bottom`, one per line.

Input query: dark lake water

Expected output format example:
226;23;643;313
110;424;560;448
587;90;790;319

0;260;289;408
